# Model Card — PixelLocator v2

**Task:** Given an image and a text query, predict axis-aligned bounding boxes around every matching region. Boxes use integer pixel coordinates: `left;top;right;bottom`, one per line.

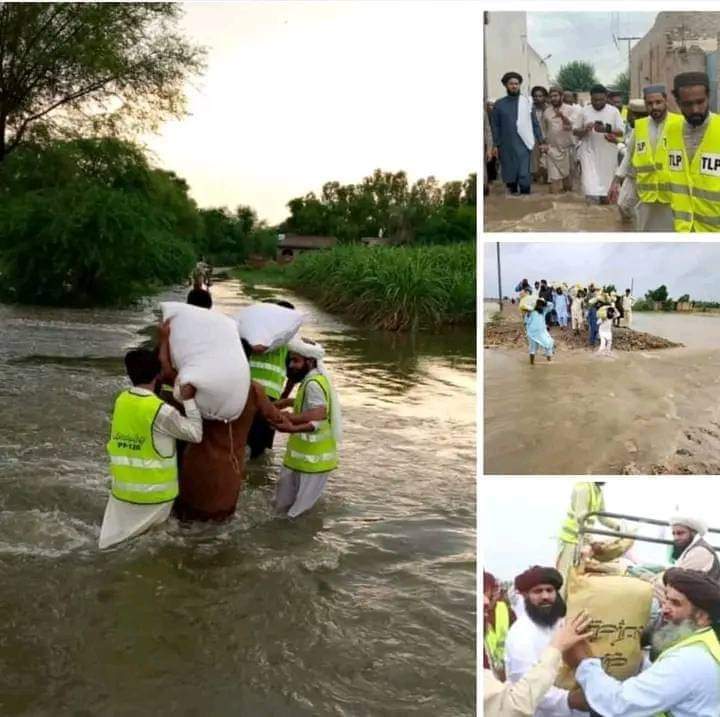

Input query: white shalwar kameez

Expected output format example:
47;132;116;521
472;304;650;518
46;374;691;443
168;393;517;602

274;368;338;518
576;645;720;717
575;104;625;199
505;614;585;717
99;388;202;549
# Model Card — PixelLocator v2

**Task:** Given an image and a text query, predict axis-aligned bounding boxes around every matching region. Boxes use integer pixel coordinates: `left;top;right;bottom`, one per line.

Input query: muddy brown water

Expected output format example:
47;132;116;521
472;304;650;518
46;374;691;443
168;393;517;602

484;311;720;474
0;279;476;715
483;183;634;232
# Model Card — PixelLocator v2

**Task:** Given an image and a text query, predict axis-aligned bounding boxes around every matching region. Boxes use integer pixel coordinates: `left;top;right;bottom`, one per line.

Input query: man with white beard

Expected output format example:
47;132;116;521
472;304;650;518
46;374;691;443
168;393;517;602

504;566;588;716
567;568;720;716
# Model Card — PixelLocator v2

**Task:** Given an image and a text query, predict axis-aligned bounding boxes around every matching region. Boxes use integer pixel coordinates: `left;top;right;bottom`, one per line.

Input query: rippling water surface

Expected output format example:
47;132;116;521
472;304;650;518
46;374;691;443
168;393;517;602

0;279;476;716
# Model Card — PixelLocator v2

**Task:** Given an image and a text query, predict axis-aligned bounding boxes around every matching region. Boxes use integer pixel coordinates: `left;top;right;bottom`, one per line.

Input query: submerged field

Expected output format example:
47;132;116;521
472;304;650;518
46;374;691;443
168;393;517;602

235;242;476;331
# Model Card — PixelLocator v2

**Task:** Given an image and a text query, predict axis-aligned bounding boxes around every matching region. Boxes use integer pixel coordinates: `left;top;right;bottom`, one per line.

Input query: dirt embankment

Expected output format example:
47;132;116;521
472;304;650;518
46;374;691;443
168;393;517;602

484;313;681;351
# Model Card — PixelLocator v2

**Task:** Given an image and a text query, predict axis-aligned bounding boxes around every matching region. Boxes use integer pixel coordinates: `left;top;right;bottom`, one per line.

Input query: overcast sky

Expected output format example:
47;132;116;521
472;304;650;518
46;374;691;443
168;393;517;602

483;479;720;581
143;2;479;224
528;11;657;86
483;243;720;301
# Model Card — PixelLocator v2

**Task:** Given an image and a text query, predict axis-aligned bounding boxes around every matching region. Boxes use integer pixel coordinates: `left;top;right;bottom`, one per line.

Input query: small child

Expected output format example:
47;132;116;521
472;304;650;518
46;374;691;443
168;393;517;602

598;306;616;356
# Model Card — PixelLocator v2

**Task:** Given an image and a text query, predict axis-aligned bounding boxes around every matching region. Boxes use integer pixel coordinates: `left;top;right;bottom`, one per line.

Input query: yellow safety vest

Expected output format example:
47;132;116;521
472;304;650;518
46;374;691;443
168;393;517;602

250;346;288;400
621;106;628;122
485;601;510;673
655;627;720;717
107;390;179;504
559;483;603;545
283;374;338;473
632;113;682;204
666;112;720;232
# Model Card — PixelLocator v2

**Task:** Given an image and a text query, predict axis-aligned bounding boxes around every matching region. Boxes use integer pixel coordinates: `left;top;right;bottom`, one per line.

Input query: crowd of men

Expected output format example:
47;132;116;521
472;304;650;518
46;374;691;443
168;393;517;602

483;482;720;716
99;280;342;549
484;69;720;232
514;278;635;363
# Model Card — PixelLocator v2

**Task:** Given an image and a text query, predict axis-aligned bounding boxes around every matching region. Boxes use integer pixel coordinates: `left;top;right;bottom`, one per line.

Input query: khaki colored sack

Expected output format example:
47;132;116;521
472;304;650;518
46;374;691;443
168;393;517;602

556;567;652;690
590;536;635;562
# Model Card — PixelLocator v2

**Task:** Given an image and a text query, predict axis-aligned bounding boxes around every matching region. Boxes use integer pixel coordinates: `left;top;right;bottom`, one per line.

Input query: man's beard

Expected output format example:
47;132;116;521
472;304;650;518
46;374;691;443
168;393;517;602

650;109;666;121
287;365;310;383
525;594;567;628
651;618;699;654
671;539;692;560
507;88;520;96
687;109;709;127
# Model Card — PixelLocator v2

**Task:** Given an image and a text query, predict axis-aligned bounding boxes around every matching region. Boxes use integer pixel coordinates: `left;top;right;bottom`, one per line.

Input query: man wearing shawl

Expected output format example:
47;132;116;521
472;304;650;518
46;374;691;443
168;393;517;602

504;566;587;716
490;71;547;196
568;568;720;716
272;337;342;518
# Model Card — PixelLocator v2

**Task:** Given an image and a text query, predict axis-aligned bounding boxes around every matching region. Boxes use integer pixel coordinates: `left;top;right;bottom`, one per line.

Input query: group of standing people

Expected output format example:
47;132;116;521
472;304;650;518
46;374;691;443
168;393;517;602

483;482;720;716
515;279;635;362
486;68;720;232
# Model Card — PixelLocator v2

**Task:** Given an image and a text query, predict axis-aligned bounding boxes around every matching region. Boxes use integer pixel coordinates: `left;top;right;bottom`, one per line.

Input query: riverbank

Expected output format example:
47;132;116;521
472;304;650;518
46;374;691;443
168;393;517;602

484;311;680;351
234;242;475;331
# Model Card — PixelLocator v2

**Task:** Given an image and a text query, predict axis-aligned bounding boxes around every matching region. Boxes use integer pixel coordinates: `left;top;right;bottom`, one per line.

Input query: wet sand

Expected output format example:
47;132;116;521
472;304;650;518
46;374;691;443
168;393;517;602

484;312;720;475
483;182;633;233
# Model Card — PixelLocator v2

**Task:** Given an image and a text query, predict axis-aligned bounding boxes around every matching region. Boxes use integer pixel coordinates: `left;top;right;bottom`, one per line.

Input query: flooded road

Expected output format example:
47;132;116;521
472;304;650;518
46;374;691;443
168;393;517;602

484;313;720;475
483;183;633;232
0;279;476;715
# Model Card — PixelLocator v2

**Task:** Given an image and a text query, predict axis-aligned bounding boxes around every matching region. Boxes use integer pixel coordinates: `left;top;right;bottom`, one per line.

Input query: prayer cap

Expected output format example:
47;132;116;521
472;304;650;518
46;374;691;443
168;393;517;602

514;566;563;593
673;72;709;93
484;571;498;593
643;84;666;96
671;515;707;535
664;568;720;620
288;337;325;361
501;71;523;86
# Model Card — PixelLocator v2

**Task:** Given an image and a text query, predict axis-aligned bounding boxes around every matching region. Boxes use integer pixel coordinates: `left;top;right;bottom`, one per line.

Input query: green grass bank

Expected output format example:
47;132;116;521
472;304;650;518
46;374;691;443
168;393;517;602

234;242;476;331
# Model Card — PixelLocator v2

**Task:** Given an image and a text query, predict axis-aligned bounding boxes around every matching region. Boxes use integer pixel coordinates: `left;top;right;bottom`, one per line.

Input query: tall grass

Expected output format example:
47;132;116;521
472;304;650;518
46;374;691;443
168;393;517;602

285;243;476;331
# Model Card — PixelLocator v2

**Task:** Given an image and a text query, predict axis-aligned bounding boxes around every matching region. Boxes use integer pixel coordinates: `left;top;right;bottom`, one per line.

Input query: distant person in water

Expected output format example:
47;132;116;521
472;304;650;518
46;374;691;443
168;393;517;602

526;298;555;365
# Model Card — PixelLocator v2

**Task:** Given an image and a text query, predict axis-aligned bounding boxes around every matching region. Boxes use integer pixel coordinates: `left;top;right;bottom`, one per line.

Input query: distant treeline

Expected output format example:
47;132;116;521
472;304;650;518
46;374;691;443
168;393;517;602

0;137;475;307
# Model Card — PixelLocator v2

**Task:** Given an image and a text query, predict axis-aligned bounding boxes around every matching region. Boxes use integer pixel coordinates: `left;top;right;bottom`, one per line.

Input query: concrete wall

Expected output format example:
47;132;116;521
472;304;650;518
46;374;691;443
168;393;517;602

630;11;720;111
484;11;550;101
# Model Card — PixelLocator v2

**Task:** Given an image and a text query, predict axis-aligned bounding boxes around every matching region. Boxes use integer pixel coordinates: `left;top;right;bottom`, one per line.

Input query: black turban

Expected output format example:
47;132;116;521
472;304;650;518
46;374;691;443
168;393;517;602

673;72;709;93
515;565;563;593
664;568;720;620
502;71;523;86
590;84;608;95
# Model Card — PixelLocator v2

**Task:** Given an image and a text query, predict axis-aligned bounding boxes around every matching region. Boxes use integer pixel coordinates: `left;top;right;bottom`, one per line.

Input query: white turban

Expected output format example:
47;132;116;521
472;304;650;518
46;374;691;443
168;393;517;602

671;515;707;536
287;337;342;445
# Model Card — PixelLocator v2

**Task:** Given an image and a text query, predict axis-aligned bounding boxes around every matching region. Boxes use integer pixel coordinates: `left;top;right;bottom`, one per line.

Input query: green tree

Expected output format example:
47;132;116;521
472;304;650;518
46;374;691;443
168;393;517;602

603;284;617;294
0;138;199;305
646;285;669;302
677;293;690;303
0;3;206;159
612;70;630;104
555;61;598;92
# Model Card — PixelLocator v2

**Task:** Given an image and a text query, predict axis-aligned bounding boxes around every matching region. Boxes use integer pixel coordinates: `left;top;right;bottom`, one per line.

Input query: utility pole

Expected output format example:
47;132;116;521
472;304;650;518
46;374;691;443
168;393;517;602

617;35;642;95
496;242;503;312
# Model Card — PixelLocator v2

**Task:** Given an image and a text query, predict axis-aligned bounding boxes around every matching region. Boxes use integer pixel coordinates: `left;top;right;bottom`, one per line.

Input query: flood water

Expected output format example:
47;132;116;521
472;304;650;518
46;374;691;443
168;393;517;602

484;312;720;475
0;279;476;715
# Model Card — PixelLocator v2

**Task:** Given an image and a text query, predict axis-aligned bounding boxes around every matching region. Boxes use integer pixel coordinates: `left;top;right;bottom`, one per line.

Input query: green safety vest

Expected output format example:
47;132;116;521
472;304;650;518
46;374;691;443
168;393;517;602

632;113;682;204
283;374;338;473
666;112;720;232
250;346;288;400
559;483;603;545
655;627;720;717
485;601;510;673
107;390;178;504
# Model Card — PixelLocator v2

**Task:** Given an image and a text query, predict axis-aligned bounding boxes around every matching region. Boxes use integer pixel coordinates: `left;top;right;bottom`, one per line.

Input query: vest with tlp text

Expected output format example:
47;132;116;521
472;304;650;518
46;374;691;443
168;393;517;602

107;390;178;504
632;113;682;204
666;113;720;232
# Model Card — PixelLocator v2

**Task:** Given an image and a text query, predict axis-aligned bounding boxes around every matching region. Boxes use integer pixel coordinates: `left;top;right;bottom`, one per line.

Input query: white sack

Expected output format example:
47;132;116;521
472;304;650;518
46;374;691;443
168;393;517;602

161;302;250;421
234;303;303;352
